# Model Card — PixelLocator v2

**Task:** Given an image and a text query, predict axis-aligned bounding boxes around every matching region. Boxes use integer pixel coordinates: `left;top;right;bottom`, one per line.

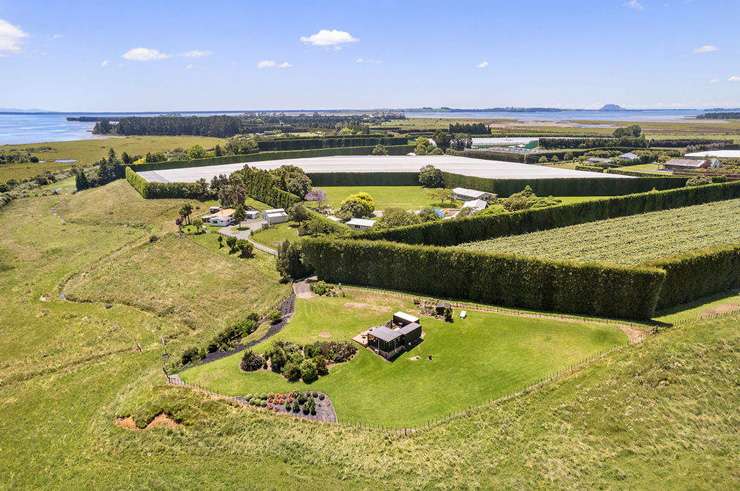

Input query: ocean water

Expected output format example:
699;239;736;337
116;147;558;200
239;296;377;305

0;109;712;146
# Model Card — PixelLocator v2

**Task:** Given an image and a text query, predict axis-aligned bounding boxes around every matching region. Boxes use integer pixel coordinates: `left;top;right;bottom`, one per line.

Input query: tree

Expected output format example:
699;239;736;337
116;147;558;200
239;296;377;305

432;130;452;150
371;144;388;155
269;165;312;198
430;187;453;206
178;203;193;226
276;240;309;280
233;204;246;223
414;137;434;155
192;217;204;233
418;165;444;188
338;192;375;219
613;124;642;138
217;235;224;248
304;188;327;208
288;204;311;222
214;144;225;157
418;207;441;222
538;156;549;163
237;240;254;258
282;361;302;382
74;168;90;191
225;235;238;253
337;126;354;136
187;144;207;159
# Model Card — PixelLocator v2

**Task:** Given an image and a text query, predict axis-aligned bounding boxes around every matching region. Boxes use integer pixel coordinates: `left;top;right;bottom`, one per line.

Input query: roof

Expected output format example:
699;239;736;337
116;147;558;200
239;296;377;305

265;211;288;218
664;158;706;168
206;208;235;219
398;322;422;336
346;218;376;227
394;311;420;324
452;187;489;198
587;157;612;163
368;326;400;342
264;208;285;214
462;199;488;210
620;152;639;159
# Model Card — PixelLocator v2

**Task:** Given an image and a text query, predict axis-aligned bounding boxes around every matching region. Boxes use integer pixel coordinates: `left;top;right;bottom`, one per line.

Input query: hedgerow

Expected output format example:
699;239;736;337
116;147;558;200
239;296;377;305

256;136;408;152
308;172;419;186
652;244;740;309
301;237;665;319
357;181;740;245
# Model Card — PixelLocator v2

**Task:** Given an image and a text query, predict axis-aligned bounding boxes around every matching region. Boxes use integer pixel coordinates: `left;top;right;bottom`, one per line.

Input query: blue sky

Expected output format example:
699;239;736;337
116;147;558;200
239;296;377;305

0;0;738;111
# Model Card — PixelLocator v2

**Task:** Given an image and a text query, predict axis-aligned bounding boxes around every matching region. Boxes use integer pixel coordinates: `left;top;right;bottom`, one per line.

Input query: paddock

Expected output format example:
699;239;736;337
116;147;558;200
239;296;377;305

136;155;632;183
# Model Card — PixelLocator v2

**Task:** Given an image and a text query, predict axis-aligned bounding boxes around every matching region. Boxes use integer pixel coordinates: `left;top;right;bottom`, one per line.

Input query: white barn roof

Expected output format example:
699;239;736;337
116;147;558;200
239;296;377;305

394;311;420;324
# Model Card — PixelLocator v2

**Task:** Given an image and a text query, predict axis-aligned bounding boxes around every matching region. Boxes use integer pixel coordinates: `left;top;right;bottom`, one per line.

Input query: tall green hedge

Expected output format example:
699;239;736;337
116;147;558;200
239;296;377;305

256;136;408;152
441;172;686;198
652;245;740;309
125;166;148;196
301;238;665;320
358;181;740;245
308;172;420;186
132;145;414;172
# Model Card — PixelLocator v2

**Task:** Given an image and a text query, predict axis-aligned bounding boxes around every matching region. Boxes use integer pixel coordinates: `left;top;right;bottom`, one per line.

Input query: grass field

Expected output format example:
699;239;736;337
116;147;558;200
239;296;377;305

181;290;628;426
1;175;739;487
0;135;226;183
461;199;740;264
251;222;300;248
313;185;448;210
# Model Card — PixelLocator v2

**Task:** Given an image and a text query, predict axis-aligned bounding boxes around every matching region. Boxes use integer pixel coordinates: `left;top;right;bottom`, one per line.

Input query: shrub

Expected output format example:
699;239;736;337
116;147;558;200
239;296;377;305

237;240;254;258
181;346;204;366
269;310;283;324
315;357;329;376
418;165;444;188
240;350;264;371
310;280;336;296
277;240;311;280
372;144;388;155
685;176;713;187
282;362;302;382
338;192;375;219
300;359;319;383
226;236;238;253
288;204;311;222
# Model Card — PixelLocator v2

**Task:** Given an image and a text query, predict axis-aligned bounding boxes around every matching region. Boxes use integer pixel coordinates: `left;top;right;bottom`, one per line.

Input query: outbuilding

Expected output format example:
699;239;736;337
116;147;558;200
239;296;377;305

264;208;289;225
461;199;487;213
346;218;376;230
452;187;493;201
205;208;236;227
664;158;721;172
244;210;260;220
619;152;640;161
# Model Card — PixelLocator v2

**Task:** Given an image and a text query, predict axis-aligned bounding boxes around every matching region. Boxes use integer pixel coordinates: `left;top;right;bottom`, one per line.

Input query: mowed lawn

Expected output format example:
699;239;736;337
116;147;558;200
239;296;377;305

315;185;445;210
251;222;300;248
181;291;627;427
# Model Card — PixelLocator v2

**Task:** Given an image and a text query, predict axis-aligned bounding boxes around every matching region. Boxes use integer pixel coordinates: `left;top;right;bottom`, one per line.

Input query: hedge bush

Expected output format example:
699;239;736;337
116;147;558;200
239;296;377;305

358;180;740;246
256;136;408;152
574;164;605;173
440;172;686;197
131;144;415;172
652;244;740;309
301;238;665;320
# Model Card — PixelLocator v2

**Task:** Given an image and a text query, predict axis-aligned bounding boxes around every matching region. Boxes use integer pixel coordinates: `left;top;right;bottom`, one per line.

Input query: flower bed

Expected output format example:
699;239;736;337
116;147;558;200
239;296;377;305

235;391;336;422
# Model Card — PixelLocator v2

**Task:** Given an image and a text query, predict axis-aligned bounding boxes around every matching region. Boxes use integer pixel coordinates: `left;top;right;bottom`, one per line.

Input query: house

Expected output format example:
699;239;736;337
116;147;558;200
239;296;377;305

264;208;289;225
664;158;721;172
204;208;235;227
619;152;640;161
452;187;493;202
244;210;260;220
366;323;422;360
461;199;487;213
346;218;376;230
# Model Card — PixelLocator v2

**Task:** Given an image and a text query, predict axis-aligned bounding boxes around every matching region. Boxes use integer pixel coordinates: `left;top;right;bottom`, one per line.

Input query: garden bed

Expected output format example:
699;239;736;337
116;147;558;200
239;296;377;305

234;391;336;423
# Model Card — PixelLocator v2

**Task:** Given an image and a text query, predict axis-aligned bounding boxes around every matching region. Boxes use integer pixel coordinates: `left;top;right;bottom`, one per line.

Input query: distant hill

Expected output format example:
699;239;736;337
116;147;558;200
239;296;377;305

599;104;624;111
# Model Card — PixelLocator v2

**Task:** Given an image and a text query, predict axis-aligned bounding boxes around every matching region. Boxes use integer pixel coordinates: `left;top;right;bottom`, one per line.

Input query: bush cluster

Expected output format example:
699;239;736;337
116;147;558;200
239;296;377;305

260;340;356;382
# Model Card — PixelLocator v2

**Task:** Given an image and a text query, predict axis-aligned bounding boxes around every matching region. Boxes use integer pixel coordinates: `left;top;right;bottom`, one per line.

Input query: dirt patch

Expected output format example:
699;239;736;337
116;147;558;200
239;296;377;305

115;416;139;430
319;331;332;338
344;302;388;313
620;326;647;345
115;413;181;431
700;303;740;318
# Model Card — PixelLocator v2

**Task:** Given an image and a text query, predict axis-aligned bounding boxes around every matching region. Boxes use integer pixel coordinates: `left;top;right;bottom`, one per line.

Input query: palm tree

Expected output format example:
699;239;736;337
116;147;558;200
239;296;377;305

179;203;194;226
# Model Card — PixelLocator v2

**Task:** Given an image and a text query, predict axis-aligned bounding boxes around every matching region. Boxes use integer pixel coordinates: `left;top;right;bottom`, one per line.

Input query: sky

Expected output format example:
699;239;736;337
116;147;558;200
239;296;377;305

0;0;738;111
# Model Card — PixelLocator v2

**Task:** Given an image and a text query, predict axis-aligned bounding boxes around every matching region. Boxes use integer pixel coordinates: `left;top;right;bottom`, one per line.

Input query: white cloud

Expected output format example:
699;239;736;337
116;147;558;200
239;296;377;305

300;29;358;47
694;44;718;54
185;64;194;70
0;19;28;56
101;59;110;67
182;50;211;58
122;47;170;61
729;76;740;82
477;60;489;69
625;0;644;10
355;57;382;64
257;60;292;69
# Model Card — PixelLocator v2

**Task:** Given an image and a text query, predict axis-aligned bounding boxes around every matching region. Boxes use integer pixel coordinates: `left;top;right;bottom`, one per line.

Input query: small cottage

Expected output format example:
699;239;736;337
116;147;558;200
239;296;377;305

346;218;376;230
452;187;493;202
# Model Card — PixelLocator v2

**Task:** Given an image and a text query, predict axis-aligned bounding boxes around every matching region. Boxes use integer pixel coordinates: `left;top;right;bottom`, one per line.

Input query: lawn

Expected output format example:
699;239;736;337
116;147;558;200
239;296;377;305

461;199;740;265
251;222;300;248
313;185;448;210
180;291;628;427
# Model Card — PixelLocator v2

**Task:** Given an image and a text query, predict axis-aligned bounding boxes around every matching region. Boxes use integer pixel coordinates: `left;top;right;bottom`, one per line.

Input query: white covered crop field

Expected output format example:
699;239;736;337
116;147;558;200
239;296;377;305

137;155;632;183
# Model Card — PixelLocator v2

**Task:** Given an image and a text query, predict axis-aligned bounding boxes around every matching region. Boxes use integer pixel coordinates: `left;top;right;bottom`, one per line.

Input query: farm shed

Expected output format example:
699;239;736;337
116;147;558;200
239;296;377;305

264;208;289;225
664;158;721;171
461;199;488;213
346;218;376;230
393;311;419;326
452;187;493;201
619;152;640;161
244;210;260;220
